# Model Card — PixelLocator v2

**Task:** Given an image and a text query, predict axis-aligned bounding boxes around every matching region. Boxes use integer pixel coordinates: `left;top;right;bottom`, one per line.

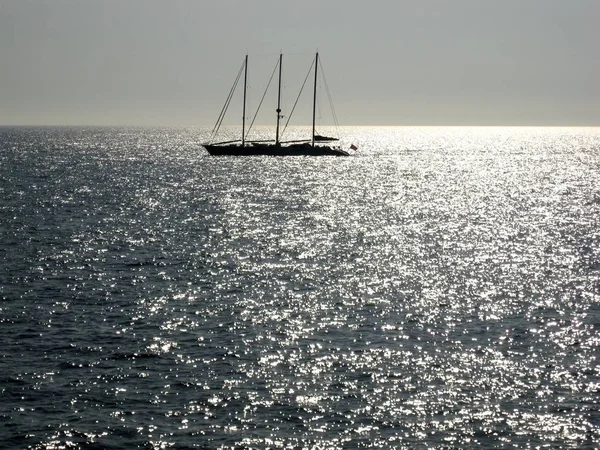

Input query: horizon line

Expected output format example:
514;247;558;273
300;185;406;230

1;124;600;128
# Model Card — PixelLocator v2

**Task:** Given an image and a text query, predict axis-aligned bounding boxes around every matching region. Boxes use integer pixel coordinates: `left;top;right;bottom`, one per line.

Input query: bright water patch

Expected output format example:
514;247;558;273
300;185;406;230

0;126;599;448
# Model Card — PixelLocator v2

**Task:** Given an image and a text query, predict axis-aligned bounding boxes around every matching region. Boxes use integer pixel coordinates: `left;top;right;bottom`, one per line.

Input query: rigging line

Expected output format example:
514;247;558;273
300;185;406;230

213;67;243;140
211;61;244;141
211;58;245;141
246;56;280;140
319;59;340;136
281;58;315;139
319;59;340;133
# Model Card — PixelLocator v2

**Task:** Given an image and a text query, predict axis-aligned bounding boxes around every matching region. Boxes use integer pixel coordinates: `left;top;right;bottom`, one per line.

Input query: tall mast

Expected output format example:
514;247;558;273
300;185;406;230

242;54;248;146
275;53;282;146
312;52;318;147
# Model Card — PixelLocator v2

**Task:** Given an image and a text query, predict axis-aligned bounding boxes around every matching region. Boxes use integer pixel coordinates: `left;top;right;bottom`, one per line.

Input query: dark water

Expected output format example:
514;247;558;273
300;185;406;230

1;126;599;449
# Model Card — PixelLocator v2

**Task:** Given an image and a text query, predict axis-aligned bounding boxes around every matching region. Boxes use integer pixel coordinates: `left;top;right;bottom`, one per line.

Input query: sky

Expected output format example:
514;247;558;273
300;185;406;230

1;0;599;126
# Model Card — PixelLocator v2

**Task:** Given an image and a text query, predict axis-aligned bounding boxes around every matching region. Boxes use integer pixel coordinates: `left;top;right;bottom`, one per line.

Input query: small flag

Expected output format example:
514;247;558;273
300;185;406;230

350;144;358;151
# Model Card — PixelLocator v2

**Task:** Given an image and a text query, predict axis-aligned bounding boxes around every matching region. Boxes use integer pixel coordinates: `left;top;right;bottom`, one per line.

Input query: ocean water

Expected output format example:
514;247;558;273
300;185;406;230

1;126;599;449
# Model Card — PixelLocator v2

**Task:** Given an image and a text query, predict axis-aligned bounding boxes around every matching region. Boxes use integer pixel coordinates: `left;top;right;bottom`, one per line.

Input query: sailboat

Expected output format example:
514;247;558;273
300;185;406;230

202;53;350;156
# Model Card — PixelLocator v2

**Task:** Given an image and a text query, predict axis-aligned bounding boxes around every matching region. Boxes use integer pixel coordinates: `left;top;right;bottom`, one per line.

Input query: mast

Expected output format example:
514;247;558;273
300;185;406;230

242;54;248;146
312;52;318;147
275;53;282;146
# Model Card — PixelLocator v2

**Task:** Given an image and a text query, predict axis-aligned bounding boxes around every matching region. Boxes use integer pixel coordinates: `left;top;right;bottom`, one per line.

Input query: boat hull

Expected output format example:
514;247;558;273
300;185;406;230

203;143;349;156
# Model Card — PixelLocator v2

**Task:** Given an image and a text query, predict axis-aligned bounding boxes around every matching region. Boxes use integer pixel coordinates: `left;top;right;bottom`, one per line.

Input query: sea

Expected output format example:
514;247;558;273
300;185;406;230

1;126;599;449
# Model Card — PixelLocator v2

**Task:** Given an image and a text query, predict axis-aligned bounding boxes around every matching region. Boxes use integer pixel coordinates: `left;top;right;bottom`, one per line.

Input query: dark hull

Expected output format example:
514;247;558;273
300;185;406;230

203;143;349;156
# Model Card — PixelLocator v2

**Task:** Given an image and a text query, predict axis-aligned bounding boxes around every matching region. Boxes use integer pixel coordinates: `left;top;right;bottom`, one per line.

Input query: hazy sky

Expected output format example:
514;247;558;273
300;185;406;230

1;0;599;126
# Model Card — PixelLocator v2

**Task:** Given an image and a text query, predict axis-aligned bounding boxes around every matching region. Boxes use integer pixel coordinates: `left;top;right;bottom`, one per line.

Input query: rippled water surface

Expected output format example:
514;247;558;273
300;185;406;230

1;126;599;449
